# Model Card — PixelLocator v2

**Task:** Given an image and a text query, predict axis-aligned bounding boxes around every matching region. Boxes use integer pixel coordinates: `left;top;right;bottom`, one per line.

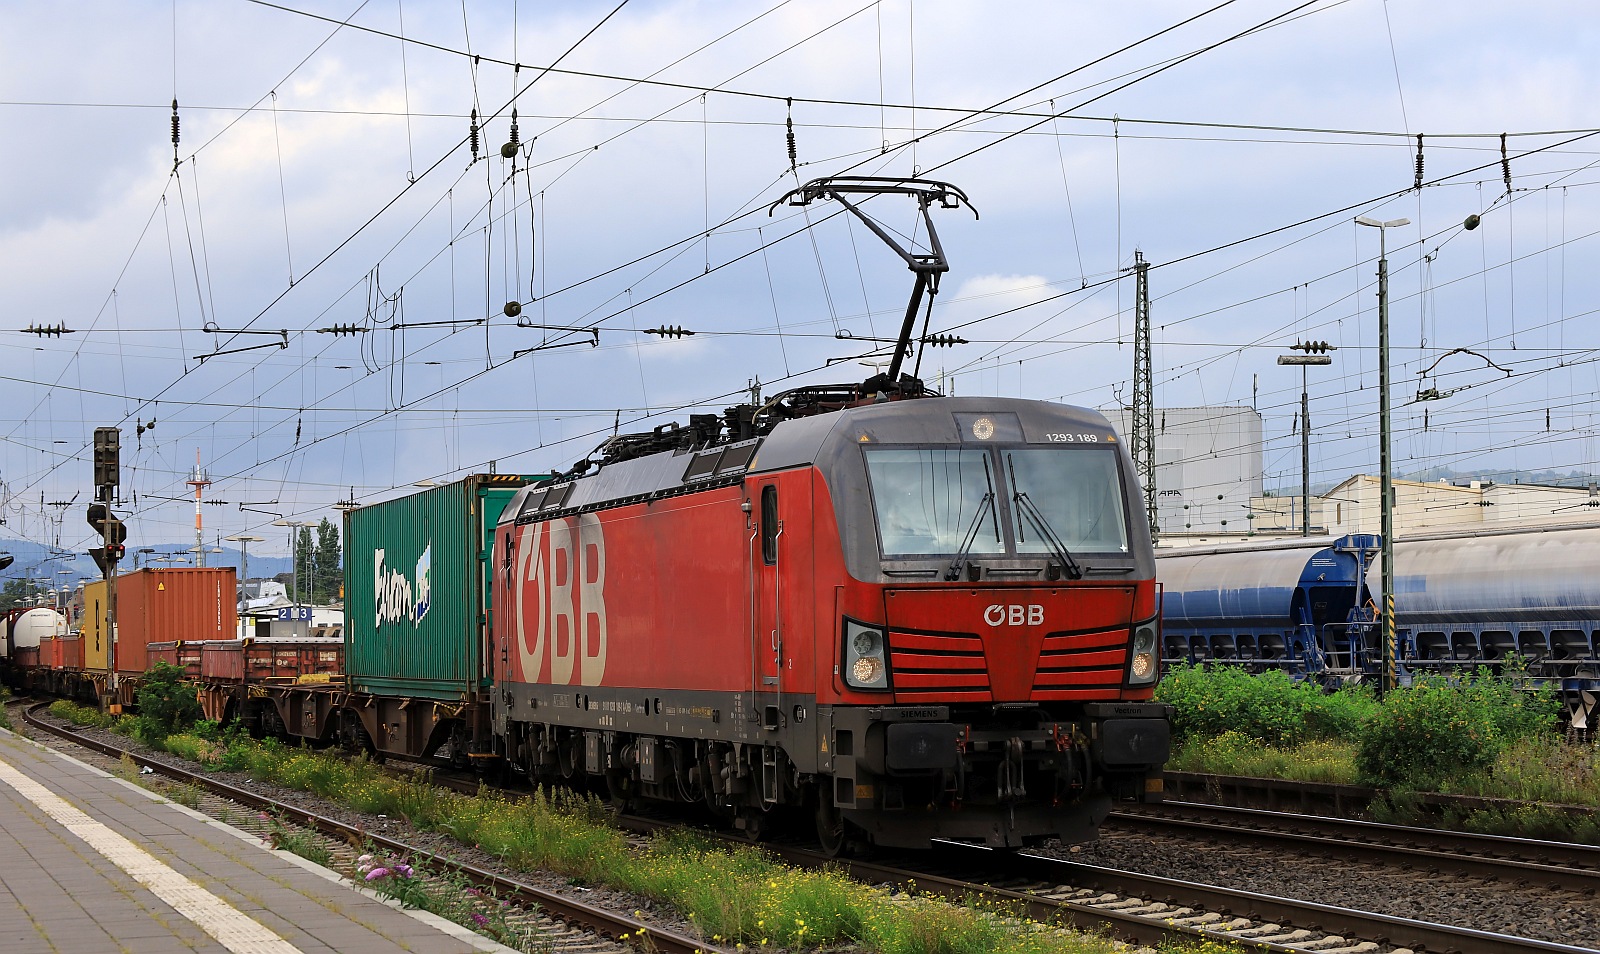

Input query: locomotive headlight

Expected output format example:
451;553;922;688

852;656;885;685
842;618;890;691
1128;618;1160;686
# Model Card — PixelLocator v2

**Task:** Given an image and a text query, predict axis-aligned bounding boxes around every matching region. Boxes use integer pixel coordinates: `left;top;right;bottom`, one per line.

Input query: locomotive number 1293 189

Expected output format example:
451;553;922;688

1045;432;1100;443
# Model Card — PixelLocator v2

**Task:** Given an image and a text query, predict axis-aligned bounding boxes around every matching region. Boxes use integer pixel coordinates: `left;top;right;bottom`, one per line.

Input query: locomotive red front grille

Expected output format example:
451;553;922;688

1032;627;1128;699
887;630;992;702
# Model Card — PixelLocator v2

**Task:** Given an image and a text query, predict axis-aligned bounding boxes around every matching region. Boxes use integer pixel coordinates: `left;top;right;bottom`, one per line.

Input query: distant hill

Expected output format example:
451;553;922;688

0;538;294;585
1267;467;1599;496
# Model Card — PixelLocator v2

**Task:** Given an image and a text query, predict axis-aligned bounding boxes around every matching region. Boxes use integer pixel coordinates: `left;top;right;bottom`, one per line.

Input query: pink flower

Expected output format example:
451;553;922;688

470;913;489;927
364;867;391;881
393;864;414;879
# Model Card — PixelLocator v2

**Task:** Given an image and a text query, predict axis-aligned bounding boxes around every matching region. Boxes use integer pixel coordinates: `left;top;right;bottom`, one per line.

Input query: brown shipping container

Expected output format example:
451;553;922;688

39;635;60;669
201;640;246;682
15;645;39;669
59;636;83;671
201;637;342;682
81;580;110;672
116;568;238;675
148;640;178;668
147;640;204;676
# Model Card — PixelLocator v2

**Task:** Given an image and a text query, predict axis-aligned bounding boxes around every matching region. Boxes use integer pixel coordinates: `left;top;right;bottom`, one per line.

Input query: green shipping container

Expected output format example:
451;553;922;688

344;474;536;700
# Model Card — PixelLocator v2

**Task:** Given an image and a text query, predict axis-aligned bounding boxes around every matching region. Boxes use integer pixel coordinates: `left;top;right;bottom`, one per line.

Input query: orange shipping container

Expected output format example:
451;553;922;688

81;580;110;673
146;640;204;675
115;568;238;675
59;636;83;671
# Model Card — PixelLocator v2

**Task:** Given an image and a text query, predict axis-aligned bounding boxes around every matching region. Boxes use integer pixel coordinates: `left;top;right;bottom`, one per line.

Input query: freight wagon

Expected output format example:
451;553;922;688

1158;524;1600;724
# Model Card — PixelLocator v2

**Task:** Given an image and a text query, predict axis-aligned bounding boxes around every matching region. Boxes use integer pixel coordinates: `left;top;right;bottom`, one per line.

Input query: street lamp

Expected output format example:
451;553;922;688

225;534;265;606
1278;342;1336;536
1355;214;1409;695
188;544;223;565
56;569;72;618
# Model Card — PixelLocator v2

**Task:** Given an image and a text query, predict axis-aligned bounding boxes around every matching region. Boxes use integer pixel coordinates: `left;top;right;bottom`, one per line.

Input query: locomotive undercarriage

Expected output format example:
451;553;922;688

492;686;1169;851
181;680;1168;852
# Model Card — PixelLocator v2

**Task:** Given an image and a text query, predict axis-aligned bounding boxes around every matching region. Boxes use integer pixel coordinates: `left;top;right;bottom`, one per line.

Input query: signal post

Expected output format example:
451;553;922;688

89;427;126;710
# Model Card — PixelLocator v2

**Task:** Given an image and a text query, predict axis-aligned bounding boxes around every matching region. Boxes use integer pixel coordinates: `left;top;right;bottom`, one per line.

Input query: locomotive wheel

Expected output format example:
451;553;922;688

815;796;851;857
605;770;635;813
737;808;769;843
558;736;580;779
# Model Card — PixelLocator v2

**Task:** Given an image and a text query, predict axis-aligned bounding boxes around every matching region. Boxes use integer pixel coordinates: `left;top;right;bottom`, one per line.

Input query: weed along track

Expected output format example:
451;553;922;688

18;701;719;954
21;696;1600;954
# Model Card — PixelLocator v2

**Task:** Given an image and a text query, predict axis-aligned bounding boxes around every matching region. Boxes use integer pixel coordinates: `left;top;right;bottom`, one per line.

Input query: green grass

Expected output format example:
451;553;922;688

1156;666;1600;841
221;742;1167;954
262;816;333;867
356;852;548;951
1164;731;1360;785
44;698;1243;952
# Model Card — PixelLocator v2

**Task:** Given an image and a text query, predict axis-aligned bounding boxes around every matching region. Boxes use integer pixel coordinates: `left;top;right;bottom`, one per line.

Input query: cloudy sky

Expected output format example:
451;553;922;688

2;0;1597;559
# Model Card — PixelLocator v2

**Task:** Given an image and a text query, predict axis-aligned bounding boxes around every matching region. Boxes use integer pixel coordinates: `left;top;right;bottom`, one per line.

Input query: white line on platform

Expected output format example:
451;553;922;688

0;754;302;954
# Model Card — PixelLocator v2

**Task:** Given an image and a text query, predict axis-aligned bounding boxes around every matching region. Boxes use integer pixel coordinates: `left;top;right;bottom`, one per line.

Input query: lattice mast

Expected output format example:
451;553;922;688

187;449;212;567
1130;251;1157;541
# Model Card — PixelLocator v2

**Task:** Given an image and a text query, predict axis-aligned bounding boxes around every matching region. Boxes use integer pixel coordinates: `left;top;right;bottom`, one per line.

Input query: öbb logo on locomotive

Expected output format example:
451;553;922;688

508;513;608;687
984;604;1045;627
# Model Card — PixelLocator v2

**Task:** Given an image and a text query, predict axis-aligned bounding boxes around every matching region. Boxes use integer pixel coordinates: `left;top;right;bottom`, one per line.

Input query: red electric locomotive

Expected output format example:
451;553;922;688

492;178;1168;851
493;390;1169;850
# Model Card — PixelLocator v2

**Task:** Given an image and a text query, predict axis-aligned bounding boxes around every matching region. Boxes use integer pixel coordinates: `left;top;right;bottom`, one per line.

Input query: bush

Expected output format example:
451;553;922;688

1356;668;1561;788
135;662;202;742
1155;664;1375;747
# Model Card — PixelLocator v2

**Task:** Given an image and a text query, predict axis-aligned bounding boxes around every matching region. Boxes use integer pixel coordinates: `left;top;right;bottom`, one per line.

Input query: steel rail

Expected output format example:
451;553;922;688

23;701;1585;954
1113;800;1600;893
673;823;1598;954
990;845;1596;954
21;704;724;954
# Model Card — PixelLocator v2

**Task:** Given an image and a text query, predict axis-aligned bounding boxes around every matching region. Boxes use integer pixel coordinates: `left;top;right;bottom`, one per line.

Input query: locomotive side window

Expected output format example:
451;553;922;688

1005;448;1130;553
761;485;779;564
864;448;1002;557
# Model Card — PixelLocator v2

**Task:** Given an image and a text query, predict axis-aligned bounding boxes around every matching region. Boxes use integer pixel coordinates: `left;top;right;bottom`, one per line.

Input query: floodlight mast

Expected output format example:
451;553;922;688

770;177;977;392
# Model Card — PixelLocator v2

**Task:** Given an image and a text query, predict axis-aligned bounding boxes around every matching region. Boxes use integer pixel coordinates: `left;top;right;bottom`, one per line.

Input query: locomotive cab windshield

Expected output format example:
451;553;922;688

863;444;1130;570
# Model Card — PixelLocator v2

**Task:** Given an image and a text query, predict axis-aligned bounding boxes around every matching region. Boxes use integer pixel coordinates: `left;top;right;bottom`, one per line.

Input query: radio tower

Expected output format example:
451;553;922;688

187;450;212;567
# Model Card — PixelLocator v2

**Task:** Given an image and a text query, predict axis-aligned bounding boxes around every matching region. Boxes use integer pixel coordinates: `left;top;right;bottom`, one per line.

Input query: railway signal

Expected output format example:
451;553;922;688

92;426;120;495
86;503;127;574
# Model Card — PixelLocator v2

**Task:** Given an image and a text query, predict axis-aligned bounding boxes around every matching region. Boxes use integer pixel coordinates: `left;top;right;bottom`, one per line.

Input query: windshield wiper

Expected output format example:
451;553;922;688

1007;454;1084;580
946;455;998;581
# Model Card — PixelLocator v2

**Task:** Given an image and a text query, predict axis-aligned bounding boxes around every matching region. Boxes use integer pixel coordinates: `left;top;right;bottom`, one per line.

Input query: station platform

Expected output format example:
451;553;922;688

0;726;518;954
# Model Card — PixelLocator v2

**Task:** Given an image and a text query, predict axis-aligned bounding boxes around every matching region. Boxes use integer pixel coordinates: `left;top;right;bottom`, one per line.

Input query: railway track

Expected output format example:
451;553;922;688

16;703;724;954
1111;800;1600;894
751;838;1599;954
18;702;1595;954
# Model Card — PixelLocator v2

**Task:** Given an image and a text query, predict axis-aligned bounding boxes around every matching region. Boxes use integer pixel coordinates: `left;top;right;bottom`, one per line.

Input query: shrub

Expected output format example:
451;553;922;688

135;662;202;741
1156;664;1375;747
1356;668;1561;788
164;733;224;766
